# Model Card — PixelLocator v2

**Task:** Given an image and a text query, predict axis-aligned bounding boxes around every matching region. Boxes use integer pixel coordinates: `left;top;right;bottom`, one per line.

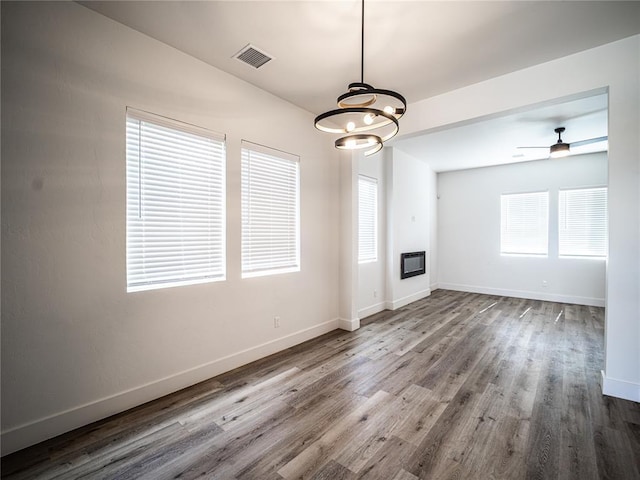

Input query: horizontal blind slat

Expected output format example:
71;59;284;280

500;191;548;255
358;175;378;262
126;112;226;291
559;187;607;257
241;146;300;275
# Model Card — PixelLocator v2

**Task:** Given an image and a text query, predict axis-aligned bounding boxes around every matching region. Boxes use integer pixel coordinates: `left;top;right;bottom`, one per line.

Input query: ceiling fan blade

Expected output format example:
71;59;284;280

570;136;608;148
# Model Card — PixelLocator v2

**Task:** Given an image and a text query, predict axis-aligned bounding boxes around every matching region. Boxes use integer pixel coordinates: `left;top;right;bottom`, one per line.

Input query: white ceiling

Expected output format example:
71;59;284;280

392;91;609;172
81;1;639;171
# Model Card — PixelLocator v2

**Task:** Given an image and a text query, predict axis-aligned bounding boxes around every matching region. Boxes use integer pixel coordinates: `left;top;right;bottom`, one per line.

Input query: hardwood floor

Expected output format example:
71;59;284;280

3;290;640;479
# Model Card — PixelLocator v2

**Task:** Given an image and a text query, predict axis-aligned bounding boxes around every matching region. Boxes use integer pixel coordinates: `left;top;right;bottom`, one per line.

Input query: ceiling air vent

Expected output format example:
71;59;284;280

233;44;273;69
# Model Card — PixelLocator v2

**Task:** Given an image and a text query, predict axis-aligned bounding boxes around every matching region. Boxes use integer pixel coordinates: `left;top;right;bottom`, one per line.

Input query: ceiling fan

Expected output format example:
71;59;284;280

517;127;608;158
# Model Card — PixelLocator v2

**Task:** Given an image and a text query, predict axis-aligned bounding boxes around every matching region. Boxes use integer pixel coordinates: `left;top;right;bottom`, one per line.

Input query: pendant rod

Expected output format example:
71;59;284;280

360;0;364;84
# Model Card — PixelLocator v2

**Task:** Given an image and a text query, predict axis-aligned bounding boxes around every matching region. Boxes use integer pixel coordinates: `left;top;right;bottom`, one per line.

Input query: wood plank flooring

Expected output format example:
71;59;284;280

3;290;639;479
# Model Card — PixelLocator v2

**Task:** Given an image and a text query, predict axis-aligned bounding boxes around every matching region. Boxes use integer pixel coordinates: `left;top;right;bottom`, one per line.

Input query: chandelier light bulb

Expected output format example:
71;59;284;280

383;105;394;115
363;113;375;125
346;121;356;132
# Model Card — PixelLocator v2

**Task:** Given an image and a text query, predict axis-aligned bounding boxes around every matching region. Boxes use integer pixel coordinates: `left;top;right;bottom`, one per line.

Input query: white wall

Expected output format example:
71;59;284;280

429;168;438;290
401;35;640;402
357;147;436;318
1;2;341;454
357;153;387;319
339;151;360;330
385;148;432;309
438;153;607;305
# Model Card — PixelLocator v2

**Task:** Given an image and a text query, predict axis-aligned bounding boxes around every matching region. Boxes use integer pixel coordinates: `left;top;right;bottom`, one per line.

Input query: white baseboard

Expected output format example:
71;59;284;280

358;302;386;320
438;282;604;307
601;371;640;403
338;317;360;331
1;318;340;456
430;283;439;292
385;289;431;310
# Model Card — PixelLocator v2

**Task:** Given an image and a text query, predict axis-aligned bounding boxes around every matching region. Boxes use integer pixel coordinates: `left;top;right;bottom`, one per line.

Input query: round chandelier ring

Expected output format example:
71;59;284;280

377;116;399;143
335;133;383;157
314;107;399;135
335;133;381;150
347;82;375;91
338;94;377;109
365;141;383;156
337;82;378;108
337;87;407;118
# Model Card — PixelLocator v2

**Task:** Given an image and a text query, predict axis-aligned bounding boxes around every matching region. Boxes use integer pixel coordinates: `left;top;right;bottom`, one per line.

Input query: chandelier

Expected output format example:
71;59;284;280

314;0;406;157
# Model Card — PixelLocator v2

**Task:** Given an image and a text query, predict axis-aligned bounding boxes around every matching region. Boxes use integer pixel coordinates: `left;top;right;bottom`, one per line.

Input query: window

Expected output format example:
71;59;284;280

559;187;608;257
126;109;226;292
500;191;548;255
358;175;378;263
241;141;300;278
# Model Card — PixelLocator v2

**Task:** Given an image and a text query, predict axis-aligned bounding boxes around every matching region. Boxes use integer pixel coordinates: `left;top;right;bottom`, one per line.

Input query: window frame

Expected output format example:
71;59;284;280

500;190;549;257
241;140;300;279
358;175;378;264
125;108;226;292
558;186;608;258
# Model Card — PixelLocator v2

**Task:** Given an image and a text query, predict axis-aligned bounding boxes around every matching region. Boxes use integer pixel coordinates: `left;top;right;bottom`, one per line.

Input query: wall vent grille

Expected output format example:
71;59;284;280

233;44;273;69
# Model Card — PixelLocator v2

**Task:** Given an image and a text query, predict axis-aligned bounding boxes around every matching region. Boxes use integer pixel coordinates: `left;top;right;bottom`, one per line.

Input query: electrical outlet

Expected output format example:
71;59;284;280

373;290;378;298
542;280;548;287
274;316;280;328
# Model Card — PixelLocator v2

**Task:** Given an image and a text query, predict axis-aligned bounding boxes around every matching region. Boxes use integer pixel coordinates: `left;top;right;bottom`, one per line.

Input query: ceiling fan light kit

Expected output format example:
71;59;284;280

549;127;570;158
550;141;570;158
518;126;607;159
314;0;406;156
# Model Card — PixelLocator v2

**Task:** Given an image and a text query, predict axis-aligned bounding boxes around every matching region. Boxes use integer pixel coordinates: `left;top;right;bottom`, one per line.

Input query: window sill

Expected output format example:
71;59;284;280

242;266;300;279
500;253;548;258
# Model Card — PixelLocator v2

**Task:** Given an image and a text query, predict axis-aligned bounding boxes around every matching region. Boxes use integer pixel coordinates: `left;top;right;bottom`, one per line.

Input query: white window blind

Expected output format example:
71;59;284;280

559;187;608;257
241;141;300;278
126;109;226;292
358;175;378;263
500;191;548;255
